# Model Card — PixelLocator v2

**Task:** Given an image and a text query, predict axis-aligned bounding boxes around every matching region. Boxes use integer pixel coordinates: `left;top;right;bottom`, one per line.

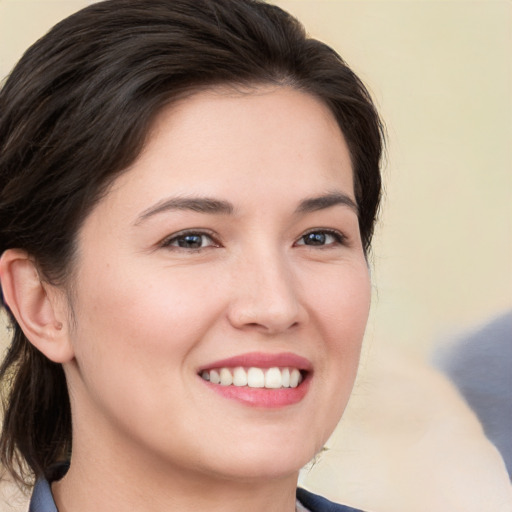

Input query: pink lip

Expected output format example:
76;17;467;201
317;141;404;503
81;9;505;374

197;352;312;409
198;352;312;372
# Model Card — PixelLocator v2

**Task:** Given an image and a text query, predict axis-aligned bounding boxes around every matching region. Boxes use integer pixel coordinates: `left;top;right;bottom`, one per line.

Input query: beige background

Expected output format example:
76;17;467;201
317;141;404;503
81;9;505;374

0;1;511;511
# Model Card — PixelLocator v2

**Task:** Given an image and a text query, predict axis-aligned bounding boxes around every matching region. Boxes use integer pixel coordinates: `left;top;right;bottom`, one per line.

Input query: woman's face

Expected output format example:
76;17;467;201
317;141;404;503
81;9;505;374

63;86;371;482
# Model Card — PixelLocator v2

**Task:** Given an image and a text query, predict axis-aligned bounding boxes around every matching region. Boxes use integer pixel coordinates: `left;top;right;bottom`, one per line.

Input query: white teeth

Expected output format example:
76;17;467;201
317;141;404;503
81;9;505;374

209;369;220;385
265;367;282;389
289;368;301;388
281;368;290;388
219;368;233;386
201;367;304;389
233;367;248;386
247;367;265;388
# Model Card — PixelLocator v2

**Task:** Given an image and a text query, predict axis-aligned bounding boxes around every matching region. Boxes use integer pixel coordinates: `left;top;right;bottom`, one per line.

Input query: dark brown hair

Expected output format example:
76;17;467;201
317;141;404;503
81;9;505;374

0;0;383;485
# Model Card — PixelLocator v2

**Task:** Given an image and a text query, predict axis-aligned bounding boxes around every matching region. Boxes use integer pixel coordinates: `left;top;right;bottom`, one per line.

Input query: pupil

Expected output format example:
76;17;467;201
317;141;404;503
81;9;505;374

178;235;202;248
305;232;325;245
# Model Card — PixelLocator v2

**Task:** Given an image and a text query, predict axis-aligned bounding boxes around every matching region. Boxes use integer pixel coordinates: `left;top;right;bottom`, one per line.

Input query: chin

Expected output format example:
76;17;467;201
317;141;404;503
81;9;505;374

207;433;322;482
210;457;305;483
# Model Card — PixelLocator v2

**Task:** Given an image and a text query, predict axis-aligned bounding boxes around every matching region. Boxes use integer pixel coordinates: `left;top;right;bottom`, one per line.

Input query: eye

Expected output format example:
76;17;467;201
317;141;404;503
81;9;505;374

295;229;345;247
161;231;218;250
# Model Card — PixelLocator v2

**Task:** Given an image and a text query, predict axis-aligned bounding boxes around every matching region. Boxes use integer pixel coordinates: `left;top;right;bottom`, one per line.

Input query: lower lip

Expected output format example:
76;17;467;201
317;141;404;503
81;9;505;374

200;374;311;408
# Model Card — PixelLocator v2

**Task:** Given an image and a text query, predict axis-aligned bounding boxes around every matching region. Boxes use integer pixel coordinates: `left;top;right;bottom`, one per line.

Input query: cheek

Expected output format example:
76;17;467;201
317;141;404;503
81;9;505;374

303;263;370;436
69;260;227;386
66;262;230;443
307;261;371;347
329;266;370;378
79;256;219;331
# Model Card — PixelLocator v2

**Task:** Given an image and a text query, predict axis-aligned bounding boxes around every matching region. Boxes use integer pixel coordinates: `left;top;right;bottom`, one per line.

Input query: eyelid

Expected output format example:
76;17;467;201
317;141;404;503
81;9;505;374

159;229;221;249
294;228;346;246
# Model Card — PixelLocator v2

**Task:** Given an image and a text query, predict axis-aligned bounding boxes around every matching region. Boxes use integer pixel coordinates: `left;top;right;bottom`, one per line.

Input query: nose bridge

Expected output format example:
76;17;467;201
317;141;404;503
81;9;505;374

228;240;304;333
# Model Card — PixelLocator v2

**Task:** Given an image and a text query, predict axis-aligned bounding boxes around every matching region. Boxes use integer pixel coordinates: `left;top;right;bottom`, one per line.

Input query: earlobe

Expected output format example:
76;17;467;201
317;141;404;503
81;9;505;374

0;249;74;363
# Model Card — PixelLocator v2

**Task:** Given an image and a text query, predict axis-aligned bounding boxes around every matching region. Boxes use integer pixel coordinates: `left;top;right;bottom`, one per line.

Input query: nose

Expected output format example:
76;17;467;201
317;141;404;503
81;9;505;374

226;249;307;334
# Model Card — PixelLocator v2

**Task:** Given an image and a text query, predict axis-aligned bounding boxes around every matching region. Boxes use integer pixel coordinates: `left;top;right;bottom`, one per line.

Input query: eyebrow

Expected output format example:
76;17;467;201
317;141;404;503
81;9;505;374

135;191;357;225
135;196;234;225
296;192;358;215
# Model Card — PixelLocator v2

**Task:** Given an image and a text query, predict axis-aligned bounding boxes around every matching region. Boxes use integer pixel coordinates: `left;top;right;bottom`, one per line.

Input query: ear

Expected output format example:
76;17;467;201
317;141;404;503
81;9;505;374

0;249;75;363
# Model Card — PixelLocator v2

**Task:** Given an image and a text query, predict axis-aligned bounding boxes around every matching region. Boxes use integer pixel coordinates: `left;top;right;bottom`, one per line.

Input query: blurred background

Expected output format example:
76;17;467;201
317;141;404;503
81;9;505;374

1;1;511;511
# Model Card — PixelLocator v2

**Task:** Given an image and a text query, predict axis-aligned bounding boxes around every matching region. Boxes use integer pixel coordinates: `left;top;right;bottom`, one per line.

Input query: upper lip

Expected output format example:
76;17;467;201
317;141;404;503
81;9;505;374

198;352;312;372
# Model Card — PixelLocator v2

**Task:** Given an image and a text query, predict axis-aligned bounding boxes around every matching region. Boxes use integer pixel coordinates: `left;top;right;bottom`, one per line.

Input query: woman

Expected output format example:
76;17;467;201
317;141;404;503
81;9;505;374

0;1;383;511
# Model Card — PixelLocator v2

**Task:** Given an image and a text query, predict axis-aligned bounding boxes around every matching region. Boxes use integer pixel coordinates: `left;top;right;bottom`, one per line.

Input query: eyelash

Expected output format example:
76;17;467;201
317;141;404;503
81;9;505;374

160;230;220;251
159;228;346;252
294;229;346;248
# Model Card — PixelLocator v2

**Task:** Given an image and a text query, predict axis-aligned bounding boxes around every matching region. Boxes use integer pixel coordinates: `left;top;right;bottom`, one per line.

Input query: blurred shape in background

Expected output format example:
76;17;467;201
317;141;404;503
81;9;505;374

434;311;512;479
300;345;512;512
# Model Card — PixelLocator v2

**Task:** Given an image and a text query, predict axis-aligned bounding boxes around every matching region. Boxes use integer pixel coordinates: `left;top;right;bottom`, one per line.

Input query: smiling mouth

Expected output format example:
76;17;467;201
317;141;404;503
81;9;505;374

200;367;305;389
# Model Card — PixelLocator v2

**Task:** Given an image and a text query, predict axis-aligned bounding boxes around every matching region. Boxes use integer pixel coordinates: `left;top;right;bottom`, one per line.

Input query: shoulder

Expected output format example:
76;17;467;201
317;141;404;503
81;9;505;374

29;464;68;512
29;478;58;512
297;488;368;512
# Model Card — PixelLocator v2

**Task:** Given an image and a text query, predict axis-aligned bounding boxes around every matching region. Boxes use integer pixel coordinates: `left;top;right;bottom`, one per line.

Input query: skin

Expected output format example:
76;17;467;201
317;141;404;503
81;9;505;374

2;86;371;512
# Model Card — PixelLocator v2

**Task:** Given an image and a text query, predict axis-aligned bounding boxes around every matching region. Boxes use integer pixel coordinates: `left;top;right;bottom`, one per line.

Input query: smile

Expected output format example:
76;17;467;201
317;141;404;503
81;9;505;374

200;367;304;389
197;352;312;408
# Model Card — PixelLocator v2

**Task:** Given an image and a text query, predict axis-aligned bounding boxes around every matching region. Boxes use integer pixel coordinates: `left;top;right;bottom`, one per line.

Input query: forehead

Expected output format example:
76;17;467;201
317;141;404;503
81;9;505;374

96;85;355;219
